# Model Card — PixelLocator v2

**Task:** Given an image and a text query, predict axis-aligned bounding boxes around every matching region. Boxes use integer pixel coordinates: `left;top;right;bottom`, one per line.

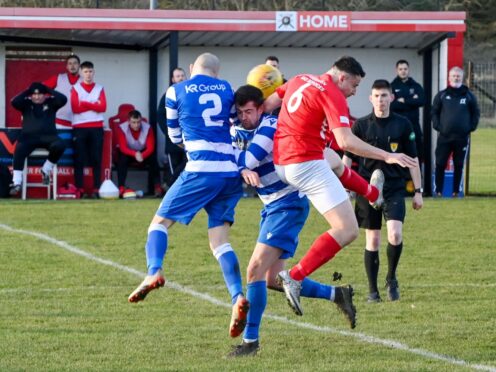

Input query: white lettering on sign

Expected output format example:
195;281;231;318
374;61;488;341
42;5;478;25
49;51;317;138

298;13;349;31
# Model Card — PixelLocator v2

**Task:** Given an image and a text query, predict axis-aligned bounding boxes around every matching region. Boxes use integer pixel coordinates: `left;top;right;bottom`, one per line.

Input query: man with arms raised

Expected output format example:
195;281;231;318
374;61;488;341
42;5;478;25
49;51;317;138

9;82;67;195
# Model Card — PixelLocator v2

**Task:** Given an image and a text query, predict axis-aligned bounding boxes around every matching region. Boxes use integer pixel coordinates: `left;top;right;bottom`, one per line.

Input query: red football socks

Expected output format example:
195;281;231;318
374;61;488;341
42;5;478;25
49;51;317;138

339;166;378;203
290;232;342;281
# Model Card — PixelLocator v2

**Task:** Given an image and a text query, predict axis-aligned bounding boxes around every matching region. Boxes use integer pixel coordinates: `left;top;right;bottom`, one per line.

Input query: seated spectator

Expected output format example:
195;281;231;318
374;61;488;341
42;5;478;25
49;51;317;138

9;82;67;195
116;110;161;197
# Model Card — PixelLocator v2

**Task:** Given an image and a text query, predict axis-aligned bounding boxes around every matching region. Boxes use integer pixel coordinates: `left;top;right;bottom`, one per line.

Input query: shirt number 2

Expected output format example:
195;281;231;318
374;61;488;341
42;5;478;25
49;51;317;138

199;93;223;127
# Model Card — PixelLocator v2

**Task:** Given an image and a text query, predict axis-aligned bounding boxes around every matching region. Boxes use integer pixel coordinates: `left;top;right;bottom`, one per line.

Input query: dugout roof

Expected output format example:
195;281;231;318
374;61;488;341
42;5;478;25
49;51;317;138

0;8;465;51
0;7;466;197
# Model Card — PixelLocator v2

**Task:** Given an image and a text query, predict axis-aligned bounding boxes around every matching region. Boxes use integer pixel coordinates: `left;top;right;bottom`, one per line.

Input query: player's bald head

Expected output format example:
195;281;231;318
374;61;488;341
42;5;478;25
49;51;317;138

191;53;220;77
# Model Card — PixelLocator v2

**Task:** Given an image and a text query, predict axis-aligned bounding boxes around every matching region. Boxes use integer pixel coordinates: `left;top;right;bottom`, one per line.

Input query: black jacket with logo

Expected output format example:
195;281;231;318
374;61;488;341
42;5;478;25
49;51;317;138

390;76;425;127
11;87;66;136
345;112;417;180
431;85;480;140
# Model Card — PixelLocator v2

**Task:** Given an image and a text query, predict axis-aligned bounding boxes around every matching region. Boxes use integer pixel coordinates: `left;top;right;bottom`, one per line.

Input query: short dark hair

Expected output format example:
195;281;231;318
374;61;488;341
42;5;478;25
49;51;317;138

371;79;392;91
66;54;80;64
128;110;142;120
171;67;185;76
235;85;264;108
396;59;409;67
265;55;279;64
80;61;94;70
333;56;366;78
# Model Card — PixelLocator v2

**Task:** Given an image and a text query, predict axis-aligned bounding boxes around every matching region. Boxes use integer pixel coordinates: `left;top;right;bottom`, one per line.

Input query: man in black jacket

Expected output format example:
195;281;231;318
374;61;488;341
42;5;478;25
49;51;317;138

10;82;67;195
157;67;187;189
432;66;480;197
343;79;423;303
391;60;425;163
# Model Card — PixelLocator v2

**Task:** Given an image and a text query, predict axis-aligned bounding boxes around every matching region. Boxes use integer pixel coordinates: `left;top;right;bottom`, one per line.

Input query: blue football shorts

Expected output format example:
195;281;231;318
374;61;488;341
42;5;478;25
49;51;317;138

156;171;243;229
257;192;310;259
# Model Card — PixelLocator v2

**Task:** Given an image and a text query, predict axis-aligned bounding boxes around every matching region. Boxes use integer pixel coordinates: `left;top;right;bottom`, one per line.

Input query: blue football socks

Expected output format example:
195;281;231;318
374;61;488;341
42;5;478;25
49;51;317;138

243;281;267;342
301;277;335;301
145;224;168;275
213;243;243;304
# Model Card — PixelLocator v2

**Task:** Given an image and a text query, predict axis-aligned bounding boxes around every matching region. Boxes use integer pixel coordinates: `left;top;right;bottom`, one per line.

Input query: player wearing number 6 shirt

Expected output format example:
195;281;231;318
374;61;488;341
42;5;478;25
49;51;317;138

264;56;418;322
128;53;257;340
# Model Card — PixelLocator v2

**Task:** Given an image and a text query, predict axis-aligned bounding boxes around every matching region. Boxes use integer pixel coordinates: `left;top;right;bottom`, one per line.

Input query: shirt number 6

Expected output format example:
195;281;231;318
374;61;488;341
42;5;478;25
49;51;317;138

287;82;311;113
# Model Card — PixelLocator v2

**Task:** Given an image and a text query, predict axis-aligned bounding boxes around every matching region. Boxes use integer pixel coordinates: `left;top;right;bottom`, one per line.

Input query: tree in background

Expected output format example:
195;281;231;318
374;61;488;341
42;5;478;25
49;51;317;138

0;0;493;60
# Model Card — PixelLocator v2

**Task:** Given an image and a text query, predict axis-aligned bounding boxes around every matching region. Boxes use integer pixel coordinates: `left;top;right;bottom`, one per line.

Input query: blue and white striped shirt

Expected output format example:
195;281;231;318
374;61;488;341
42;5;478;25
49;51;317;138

231;114;300;205
166;74;238;177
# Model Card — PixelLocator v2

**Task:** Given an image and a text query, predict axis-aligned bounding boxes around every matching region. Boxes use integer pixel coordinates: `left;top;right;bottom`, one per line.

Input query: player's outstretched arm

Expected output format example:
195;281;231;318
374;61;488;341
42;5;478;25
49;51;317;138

263;92;282;113
383;153;418;168
334;127;417;168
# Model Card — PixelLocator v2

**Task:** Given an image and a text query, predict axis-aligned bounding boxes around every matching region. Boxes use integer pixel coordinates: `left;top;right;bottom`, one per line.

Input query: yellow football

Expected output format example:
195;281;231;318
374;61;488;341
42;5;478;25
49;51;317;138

246;64;283;99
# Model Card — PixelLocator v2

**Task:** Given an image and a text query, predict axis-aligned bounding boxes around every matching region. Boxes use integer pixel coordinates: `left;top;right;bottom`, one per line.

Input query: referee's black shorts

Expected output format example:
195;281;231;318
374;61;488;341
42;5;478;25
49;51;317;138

355;178;406;230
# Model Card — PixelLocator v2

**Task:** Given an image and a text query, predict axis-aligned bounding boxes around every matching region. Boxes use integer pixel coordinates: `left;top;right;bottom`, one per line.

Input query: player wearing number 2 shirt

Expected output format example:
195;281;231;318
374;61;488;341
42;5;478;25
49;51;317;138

266;56;418;325
128;53;252;341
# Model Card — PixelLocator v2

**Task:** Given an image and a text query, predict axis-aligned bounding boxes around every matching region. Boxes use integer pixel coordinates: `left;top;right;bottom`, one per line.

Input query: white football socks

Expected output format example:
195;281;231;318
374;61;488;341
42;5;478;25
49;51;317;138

42;160;55;174
12;170;23;185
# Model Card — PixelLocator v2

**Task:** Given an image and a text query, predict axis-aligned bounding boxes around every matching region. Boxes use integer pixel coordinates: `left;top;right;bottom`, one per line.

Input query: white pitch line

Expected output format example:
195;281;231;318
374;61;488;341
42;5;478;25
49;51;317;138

0;286;130;293
1;222;494;372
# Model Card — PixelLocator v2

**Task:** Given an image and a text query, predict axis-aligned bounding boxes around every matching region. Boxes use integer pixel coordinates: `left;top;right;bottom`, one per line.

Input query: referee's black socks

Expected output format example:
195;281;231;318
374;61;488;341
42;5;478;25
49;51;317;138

364;250;380;294
386;242;403;282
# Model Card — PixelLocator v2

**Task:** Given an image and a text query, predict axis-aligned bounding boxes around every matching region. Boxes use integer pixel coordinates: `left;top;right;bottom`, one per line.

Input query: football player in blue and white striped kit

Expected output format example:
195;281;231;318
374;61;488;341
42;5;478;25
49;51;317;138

128;54;256;339
228;85;355;357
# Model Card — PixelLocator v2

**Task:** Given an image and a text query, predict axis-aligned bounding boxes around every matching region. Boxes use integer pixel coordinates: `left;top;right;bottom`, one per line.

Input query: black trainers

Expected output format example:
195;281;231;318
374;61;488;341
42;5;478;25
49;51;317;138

366;291;382;303
334;285;356;329
41;170;50;185
9;183;21;196
386;279;400;301
227;341;259;358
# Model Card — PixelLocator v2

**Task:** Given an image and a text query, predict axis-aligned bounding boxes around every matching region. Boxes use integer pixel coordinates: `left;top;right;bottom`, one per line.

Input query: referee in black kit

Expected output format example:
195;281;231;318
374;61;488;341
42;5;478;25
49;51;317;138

343;79;422;303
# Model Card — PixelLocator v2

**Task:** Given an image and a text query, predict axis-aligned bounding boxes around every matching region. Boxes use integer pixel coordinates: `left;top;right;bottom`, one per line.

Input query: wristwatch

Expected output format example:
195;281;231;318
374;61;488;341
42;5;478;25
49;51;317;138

414;188;423;194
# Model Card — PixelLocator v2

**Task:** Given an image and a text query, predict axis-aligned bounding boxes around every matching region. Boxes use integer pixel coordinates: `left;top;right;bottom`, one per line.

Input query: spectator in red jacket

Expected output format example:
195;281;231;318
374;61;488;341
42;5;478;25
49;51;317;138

70;60;107;198
116;110;161;197
43;54;81;129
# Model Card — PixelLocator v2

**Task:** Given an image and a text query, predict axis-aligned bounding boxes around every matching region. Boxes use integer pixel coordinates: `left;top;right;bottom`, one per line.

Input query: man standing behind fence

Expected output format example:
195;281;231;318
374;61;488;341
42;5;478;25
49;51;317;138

432;66;480;197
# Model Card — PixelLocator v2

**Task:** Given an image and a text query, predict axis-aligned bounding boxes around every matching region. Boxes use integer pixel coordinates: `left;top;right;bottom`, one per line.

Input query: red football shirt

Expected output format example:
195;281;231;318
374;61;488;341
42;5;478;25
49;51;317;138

273;73;350;165
327;114;356;151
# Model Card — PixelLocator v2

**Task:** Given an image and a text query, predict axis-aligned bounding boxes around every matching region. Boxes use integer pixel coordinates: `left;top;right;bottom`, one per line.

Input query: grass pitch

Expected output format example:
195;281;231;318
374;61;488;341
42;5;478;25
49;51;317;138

0;197;495;371
469;128;496;195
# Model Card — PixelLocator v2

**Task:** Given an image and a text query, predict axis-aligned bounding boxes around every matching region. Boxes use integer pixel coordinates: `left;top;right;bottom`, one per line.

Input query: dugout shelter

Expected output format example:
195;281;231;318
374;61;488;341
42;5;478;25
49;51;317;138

0;8;466;195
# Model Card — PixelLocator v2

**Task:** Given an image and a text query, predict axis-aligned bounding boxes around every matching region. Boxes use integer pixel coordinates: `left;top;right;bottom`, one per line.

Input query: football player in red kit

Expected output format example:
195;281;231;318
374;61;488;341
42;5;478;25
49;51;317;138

264;56;417;321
